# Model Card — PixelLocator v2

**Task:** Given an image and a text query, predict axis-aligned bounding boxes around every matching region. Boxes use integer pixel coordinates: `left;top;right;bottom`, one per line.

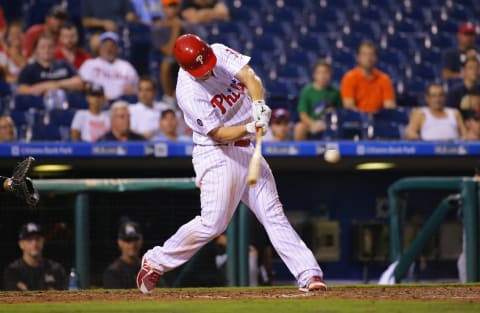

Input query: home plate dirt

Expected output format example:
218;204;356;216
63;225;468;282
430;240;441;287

1;286;480;304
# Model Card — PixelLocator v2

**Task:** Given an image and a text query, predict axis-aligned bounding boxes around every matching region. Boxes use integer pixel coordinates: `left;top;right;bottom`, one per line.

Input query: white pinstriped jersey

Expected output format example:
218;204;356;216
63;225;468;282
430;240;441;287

176;44;253;145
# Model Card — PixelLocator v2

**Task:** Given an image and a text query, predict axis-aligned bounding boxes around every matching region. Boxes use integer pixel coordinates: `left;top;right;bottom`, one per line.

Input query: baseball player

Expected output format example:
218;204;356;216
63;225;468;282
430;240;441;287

137;34;326;293
0;157;39;207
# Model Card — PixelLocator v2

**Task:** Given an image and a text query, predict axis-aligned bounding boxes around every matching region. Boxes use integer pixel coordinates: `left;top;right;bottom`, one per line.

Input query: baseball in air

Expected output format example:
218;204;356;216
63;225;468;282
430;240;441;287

324;148;341;163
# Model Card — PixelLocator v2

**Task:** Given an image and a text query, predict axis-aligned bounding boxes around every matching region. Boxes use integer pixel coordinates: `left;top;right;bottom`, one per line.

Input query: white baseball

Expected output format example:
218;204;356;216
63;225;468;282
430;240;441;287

324;148;341;163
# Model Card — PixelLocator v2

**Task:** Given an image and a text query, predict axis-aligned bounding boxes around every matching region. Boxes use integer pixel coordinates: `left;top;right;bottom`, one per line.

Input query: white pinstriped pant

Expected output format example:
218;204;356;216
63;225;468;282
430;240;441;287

145;144;323;286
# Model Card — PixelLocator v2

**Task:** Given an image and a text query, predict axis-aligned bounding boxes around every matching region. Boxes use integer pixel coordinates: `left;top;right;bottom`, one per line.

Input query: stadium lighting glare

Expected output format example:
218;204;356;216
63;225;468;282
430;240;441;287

33;164;72;173
355;162;395;171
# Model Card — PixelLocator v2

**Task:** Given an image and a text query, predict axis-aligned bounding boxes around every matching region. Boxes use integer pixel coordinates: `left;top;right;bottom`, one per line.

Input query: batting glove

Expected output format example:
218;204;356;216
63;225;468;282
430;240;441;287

252;100;272;124
246;120;267;135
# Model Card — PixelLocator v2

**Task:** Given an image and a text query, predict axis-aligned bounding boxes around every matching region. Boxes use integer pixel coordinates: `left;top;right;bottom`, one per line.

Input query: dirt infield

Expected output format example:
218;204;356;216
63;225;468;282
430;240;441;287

1;285;480;304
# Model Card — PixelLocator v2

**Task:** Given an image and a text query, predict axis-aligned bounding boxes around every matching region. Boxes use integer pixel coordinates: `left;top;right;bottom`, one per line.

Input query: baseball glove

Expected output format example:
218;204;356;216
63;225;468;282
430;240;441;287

10;156;39;207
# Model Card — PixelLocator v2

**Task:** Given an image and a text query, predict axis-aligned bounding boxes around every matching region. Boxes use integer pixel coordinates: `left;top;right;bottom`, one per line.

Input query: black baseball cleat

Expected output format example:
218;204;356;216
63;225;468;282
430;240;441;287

299;276;327;292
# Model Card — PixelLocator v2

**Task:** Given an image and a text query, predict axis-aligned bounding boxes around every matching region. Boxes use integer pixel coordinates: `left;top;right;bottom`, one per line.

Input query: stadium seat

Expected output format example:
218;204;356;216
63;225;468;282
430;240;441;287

261;21;294;38
430;34;455;48
373;108;409;125
395;19;420;34
332;49;356;69
230;7;261;26
250;35;284;53
31;124;62;141
296;34;330;52
14;95;44;111
66;92;89;109
370;123;402;139
276;64;309;84
49;109;76;127
370;108;409;140
0;80;11;97
10;110;27;126
434;20;459;34
325;108;368;140
420;48;442;66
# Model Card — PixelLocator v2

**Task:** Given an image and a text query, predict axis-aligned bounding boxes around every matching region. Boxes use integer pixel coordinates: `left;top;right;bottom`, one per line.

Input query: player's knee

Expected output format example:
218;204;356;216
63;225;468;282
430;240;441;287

199;217;228;239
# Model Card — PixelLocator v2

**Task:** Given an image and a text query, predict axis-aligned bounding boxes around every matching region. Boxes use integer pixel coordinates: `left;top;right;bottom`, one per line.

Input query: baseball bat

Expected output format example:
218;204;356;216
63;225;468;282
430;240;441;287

246;128;264;187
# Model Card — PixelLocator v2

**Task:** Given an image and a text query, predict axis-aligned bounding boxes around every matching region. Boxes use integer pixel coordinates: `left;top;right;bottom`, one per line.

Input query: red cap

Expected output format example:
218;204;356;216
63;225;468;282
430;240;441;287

270;108;290;124
173;34;217;78
459;22;477;35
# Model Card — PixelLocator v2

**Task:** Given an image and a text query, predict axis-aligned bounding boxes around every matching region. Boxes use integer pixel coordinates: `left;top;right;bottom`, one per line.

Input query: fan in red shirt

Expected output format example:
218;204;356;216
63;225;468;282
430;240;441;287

54;22;91;70
22;5;67;57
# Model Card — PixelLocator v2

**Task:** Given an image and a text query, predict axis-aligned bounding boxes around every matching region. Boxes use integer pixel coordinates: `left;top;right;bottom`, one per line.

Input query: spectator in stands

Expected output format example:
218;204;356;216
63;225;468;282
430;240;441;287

130;77;172;139
82;0;137;33
181;0;229;25
464;85;480;113
152;0;183;101
3;222;67;291
79;32;139;101
70;83;110;142
103;221;145;289
442;22;478;79
340;41;396;113
23;5;67;57
294;60;342;140
264;108;291;142
151;108;191;141
130;0;164;24
54;22;91;70
0;116;16;142
0;22;27;83
406;83;467;141
463;110;480;141
446;57;480;110
17;34;83;96
98;101;145;141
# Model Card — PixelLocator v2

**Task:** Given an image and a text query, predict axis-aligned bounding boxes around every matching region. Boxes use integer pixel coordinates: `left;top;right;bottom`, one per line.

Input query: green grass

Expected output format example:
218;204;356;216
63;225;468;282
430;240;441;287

1;299;479;313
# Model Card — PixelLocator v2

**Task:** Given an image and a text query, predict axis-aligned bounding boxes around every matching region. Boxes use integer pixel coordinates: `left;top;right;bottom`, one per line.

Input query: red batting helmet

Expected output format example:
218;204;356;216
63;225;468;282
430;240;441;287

173;34;217;78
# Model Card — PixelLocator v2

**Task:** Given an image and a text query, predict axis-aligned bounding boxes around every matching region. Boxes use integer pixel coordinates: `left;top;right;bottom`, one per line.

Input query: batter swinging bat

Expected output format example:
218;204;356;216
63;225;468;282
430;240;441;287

247;128;264;186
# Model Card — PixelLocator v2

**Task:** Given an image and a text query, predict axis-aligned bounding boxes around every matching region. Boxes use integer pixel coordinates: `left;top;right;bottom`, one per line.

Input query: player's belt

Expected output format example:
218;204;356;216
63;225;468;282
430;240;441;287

195;140;251;147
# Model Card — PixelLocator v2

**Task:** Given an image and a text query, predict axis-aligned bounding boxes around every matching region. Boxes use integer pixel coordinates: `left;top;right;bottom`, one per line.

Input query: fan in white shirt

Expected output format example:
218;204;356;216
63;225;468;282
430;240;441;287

150;109;192;142
79;32;139;100
70;83;110;142
129;77;174;139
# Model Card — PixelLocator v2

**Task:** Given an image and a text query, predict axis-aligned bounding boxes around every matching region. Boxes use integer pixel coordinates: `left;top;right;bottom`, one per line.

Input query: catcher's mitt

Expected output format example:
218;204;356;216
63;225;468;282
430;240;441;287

10;157;39;207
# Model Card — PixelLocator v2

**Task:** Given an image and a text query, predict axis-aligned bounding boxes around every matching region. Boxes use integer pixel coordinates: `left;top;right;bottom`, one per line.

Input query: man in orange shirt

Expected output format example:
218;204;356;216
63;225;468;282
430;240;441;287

340;41;396;113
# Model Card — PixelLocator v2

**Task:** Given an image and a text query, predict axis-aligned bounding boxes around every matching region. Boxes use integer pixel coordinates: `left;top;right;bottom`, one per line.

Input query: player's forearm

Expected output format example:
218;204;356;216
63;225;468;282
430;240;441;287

208;125;249;142
237;67;264;102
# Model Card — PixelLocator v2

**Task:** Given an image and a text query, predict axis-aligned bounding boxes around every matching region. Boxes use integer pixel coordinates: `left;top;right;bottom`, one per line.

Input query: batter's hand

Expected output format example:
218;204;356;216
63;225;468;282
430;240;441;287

246;121;267;135
252;100;272;124
9;157;39;207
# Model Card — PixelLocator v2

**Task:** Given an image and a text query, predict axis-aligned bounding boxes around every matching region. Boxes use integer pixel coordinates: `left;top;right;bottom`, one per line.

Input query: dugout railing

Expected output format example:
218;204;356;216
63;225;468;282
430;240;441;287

34;178;251;288
388;177;480;282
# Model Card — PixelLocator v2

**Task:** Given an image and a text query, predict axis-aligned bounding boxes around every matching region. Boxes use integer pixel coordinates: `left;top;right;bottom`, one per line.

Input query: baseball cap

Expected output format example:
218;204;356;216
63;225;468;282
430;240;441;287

270;108;290;124
47;5;67;19
459;22;477;35
163;0;181;6
118;222;142;241
18;222;43;240
86;83;105;96
99;32;119;44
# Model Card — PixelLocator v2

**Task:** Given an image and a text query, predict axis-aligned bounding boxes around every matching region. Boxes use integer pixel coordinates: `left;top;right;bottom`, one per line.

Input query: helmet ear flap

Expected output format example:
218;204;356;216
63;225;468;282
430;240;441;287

173;34;217;77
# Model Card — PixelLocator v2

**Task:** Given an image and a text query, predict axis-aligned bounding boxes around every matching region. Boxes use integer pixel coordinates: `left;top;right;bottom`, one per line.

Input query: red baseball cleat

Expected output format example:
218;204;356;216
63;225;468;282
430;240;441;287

137;256;162;294
299;276;327;292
